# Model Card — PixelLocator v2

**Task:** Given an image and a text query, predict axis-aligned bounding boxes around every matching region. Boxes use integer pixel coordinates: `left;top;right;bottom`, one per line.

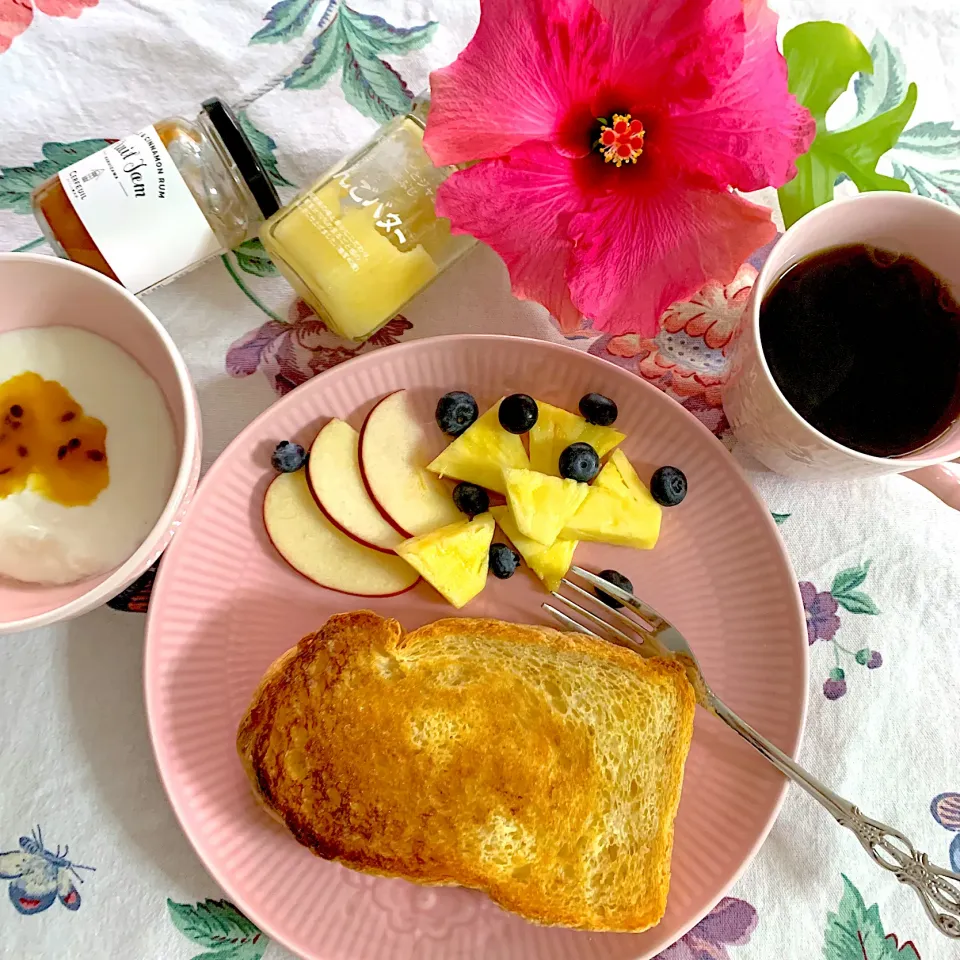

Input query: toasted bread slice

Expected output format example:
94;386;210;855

237;612;695;932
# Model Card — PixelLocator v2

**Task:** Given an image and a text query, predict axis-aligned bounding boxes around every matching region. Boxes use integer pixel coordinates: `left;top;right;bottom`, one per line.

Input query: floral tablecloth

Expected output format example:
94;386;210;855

2;2;960;958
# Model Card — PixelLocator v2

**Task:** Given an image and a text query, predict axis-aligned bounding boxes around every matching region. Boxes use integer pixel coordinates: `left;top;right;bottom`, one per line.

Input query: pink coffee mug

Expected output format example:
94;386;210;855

723;192;960;510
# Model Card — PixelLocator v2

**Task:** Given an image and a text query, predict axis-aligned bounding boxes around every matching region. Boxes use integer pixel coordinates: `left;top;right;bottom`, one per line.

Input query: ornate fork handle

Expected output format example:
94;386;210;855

710;694;960;938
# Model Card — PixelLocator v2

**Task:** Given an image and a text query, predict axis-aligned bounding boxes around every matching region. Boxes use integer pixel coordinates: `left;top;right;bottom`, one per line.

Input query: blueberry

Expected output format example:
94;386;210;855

650;466;687;506
271;440;307;473
558;442;600;482
595;569;633;609
489;542;521;579
453;482;489;517
436;391;479;437
579;393;618;426
498;394;538;434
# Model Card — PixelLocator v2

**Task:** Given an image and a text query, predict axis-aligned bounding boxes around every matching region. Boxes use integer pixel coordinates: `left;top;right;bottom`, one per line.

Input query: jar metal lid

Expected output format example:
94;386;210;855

202;98;281;219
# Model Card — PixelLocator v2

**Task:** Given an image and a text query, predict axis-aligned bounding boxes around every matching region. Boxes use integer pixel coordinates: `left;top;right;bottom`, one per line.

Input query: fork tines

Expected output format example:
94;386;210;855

543;568;668;659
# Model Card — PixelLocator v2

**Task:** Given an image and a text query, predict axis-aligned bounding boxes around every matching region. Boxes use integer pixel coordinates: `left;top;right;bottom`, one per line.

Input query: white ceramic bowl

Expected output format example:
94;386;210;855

0;253;200;634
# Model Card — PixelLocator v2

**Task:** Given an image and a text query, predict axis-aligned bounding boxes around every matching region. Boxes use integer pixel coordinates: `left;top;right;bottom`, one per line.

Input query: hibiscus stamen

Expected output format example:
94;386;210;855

597;113;645;166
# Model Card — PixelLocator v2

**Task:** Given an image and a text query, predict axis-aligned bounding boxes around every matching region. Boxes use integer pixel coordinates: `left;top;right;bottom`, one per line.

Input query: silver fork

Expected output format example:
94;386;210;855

544;564;960;939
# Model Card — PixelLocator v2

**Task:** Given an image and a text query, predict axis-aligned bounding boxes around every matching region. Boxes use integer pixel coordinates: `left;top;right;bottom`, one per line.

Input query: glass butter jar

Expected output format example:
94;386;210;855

31;99;280;294
260;98;475;342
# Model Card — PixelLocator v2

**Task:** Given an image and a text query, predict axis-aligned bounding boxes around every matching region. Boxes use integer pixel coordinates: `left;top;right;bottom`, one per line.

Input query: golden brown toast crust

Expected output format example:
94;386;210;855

237;612;695;932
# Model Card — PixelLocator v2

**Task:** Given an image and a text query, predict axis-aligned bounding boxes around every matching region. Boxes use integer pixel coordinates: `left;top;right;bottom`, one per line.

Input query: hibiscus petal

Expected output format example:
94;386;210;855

666;0;815;190
591;0;747;103
35;0;98;16
567;180;775;336
435;142;585;328
0;0;34;54
424;0;610;165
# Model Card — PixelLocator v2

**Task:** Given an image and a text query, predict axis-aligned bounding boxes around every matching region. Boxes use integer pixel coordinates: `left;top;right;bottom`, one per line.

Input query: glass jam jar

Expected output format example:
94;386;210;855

260;97;475;342
31;99;279;294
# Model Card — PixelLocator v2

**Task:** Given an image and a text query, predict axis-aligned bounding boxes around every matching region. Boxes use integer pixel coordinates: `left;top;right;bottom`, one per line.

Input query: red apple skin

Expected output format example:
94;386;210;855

306;419;398;555
261;476;419;599
358;390;417;539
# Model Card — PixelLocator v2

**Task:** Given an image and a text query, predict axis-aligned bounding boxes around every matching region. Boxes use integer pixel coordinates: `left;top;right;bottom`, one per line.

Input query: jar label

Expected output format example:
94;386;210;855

58;126;222;293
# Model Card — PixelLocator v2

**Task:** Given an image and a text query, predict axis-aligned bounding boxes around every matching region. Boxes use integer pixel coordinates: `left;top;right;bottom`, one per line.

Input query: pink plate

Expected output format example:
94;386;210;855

145;335;807;960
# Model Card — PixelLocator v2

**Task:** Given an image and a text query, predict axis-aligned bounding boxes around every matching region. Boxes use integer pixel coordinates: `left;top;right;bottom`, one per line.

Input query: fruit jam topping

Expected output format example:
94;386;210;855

0;371;109;506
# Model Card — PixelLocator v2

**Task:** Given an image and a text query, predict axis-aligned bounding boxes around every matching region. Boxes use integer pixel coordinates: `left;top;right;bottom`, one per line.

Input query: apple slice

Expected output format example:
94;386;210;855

359;390;463;537
264;469;419;597
308;418;403;552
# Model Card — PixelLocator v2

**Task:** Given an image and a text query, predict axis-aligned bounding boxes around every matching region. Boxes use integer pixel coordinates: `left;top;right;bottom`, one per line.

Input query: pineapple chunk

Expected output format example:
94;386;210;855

395;513;495;608
427;400;529;494
560;455;661;549
602;449;654;505
490;506;577;593
528;401;625;476
503;467;589;547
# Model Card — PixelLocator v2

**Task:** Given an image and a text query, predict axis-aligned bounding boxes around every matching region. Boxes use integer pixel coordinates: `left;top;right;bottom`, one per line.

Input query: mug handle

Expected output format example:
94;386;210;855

903;460;960;511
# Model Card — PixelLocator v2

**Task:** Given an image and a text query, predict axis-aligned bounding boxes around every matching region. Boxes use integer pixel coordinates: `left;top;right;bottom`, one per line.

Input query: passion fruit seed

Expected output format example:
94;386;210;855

61;411;76;422
68;437;81;450
9;404;23;418
57;445;68;460
17;446;27;457
87;450;104;462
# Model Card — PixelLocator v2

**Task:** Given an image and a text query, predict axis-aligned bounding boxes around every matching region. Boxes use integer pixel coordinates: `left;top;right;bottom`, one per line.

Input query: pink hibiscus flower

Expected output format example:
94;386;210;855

1;0;98;53
424;0;813;336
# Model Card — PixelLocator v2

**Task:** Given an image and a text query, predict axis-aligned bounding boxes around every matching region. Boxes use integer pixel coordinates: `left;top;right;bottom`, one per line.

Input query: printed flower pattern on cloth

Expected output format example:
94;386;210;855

0;0;98;54
168;899;267;960
588;264;757;437
800;562;882;700
931;792;960;873
823;875;921;958
226;298;414;396
0;826;94;914
654;896;758;959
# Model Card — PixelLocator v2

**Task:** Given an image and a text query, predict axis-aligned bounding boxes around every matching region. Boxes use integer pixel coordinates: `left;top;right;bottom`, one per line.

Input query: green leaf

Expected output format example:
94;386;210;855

892;162;960;208
285;15;343;90
831;561;871;597
233;238;279;277
0;138;111;214
823;875;920;958
835;591;881;616
284;5;436;120
896;120;960;157
251;0;322;44
778;22;917;228
340;47;413;124
784;23;872;128
845;32;907;129
771;512;791;525
336;6;428;122
237;111;294;188
167;899;266;960
339;6;437;55
828;667;845;682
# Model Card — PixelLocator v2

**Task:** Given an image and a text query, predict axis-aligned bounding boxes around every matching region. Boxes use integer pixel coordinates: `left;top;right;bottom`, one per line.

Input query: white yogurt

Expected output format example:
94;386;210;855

0;326;177;584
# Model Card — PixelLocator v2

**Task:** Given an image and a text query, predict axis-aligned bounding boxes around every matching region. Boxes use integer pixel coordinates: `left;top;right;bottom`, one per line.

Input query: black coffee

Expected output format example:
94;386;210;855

759;243;960;457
